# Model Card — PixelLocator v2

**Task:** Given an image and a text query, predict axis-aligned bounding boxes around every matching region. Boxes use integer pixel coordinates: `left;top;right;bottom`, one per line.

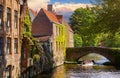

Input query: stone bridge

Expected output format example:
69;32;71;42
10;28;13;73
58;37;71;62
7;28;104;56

66;47;120;65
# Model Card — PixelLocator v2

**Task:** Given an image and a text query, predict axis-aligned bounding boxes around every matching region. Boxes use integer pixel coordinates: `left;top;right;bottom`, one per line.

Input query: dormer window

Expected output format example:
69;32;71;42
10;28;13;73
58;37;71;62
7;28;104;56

7;8;11;27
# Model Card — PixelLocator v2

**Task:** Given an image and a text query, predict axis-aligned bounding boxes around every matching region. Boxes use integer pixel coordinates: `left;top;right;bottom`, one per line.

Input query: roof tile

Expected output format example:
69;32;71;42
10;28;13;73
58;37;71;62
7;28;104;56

42;8;59;23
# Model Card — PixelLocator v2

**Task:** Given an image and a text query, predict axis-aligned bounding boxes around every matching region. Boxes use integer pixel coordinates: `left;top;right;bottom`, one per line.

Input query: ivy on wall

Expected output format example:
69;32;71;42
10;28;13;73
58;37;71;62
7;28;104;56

55;24;66;59
22;10;32;38
22;10;42;59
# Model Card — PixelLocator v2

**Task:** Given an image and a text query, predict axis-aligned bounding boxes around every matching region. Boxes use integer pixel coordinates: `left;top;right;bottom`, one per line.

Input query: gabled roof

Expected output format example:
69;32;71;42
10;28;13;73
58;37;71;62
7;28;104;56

63;20;73;32
40;8;73;32
32;8;56;37
32;7;73;41
41;8;59;24
29;8;37;16
56;14;73;32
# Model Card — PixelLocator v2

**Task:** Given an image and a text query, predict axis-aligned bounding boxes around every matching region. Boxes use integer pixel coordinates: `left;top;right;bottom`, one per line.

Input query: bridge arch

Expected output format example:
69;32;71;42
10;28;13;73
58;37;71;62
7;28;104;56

66;47;119;65
77;53;110;63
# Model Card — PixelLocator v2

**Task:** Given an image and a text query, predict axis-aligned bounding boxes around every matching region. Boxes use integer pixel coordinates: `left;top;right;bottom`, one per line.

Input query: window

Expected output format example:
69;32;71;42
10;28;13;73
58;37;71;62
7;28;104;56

7;8;11;27
6;38;11;54
0;5;3;27
56;42;58;51
14;10;18;28
0;37;3;55
14;38;18;53
56;27;60;36
6;71;10;78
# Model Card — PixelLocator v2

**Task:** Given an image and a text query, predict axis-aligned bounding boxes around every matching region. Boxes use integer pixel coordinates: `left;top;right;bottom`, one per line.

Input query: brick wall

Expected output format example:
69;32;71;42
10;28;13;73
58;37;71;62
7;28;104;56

0;0;21;78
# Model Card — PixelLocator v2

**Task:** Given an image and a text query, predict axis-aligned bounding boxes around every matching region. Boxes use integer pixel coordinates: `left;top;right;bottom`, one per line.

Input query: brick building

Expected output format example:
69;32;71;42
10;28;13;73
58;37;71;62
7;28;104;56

63;20;74;48
32;5;74;67
20;0;34;76
0;0;20;78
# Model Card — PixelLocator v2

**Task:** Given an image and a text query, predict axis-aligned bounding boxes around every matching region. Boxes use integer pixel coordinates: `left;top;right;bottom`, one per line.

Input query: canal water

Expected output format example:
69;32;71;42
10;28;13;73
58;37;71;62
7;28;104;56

34;64;120;78
33;53;120;78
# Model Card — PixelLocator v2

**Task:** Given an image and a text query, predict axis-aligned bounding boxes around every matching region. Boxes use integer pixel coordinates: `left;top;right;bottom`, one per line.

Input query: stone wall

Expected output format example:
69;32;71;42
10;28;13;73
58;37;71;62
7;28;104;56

0;0;21;78
52;23;66;67
66;47;120;66
66;30;74;48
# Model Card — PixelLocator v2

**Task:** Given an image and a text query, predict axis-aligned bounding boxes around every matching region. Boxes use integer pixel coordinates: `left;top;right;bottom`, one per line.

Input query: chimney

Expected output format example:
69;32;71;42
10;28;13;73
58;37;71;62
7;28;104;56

23;0;27;3
47;4;53;12
56;15;63;24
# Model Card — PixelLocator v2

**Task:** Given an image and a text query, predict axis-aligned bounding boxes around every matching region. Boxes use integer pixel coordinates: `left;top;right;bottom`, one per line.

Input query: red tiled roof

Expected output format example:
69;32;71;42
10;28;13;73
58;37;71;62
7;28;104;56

32;8;57;37
42;8;59;23
32;7;73;41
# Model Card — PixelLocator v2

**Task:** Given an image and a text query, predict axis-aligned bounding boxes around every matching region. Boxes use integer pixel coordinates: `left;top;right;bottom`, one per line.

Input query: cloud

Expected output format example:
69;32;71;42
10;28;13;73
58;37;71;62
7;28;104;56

54;2;93;13
27;0;50;10
27;0;93;22
53;3;93;22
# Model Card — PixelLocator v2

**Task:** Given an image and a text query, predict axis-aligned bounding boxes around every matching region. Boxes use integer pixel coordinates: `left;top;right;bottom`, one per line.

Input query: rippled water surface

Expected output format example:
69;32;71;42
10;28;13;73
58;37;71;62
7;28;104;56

34;64;120;78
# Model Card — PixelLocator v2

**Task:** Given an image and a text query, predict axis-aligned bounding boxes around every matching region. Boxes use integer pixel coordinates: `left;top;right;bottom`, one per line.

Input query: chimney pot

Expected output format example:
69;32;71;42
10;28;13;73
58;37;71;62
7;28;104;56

47;4;52;12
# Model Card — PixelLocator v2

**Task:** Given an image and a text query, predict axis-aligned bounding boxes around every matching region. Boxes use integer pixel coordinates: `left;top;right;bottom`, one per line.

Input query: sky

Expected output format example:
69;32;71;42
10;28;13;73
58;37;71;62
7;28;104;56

28;0;93;10
28;0;93;22
50;0;92;4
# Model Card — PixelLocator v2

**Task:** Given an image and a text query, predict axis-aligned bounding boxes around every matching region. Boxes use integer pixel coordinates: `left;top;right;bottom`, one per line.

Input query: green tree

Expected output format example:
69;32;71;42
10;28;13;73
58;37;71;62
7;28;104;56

70;8;97;46
93;0;120;34
96;32;120;48
100;33;120;47
90;0;120;48
74;34;82;47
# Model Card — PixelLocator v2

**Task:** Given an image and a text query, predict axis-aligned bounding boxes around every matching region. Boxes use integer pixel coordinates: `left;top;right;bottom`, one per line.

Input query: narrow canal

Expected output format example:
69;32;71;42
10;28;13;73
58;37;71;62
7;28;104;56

34;64;120;78
33;53;120;78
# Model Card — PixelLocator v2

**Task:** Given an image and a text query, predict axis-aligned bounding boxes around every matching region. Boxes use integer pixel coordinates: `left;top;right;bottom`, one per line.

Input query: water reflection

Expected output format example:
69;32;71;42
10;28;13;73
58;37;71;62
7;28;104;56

34;65;66;78
34;64;120;78
79;53;110;64
34;53;119;78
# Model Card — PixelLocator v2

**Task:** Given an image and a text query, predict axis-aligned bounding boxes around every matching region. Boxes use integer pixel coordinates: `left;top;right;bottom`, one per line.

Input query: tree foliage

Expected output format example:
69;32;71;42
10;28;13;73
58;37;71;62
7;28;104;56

98;33;120;47
93;0;120;34
69;0;120;47
70;8;98;46
22;10;43;58
74;34;82;47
